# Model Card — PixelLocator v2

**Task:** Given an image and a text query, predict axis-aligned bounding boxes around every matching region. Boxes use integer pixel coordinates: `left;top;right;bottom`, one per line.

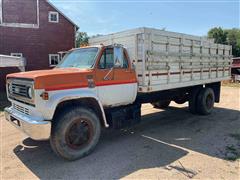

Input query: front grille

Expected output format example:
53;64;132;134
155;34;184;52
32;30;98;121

7;78;35;106
13;103;30;115
11;83;28;98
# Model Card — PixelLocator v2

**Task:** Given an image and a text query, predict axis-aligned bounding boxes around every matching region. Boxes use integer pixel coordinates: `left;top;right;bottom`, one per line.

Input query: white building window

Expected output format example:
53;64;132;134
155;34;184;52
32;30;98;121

11;53;23;57
49;54;60;67
48;11;59;23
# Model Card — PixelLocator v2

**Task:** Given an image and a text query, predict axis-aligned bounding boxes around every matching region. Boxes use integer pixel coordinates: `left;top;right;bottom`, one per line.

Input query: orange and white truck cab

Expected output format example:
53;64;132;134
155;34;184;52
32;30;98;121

5;44;140;159
5;28;232;160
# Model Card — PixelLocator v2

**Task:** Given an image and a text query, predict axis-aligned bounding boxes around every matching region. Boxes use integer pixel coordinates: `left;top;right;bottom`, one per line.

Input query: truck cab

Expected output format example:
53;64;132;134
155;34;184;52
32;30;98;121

5;44;138;160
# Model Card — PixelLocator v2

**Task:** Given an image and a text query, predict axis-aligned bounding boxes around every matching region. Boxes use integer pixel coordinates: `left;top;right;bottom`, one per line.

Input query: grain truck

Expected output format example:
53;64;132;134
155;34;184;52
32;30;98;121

4;27;232;160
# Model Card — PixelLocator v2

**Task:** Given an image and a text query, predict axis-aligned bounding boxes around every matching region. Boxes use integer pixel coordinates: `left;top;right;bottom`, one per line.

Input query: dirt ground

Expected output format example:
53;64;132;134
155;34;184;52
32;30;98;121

0;86;239;179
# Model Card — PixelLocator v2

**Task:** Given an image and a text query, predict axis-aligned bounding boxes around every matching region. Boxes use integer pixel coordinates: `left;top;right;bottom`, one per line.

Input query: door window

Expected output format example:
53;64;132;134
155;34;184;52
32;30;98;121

99;48;114;69
98;48;128;69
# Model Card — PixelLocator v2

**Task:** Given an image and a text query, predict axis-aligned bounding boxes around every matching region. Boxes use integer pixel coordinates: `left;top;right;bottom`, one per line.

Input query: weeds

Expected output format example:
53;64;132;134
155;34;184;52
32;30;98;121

225;145;240;161
221;82;240;88
229;133;240;141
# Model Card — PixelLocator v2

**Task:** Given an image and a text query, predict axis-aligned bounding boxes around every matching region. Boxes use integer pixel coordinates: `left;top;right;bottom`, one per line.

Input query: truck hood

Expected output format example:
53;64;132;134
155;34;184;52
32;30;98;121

7;68;93;90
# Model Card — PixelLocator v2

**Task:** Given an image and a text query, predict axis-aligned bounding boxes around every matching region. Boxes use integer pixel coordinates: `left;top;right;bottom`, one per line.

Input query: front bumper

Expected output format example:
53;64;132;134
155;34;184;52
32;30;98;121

4;107;51;140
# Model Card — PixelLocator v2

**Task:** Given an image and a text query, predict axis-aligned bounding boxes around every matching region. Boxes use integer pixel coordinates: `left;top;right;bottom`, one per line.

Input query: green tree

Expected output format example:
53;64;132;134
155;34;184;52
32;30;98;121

76;32;89;47
225;28;240;57
208;27;227;44
208;27;240;57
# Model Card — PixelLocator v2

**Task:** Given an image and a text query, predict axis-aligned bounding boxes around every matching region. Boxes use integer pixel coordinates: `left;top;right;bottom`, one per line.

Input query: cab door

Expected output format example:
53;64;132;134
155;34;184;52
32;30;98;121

95;46;137;107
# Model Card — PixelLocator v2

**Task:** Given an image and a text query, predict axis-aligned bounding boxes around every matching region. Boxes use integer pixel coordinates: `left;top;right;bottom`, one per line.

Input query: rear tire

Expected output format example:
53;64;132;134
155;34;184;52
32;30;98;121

152;100;171;109
50;107;101;161
196;88;215;115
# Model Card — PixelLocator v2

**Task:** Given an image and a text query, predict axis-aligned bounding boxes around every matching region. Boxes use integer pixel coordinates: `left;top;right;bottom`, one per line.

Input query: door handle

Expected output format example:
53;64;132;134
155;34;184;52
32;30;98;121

104;68;114;80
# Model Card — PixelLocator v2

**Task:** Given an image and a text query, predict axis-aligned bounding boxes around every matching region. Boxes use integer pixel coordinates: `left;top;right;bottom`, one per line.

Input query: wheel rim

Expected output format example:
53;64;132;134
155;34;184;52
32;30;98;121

206;94;213;109
65;118;94;150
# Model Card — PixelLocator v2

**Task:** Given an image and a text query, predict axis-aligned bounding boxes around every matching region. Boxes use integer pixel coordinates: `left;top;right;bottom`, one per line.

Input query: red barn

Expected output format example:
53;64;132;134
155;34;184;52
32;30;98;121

0;0;78;91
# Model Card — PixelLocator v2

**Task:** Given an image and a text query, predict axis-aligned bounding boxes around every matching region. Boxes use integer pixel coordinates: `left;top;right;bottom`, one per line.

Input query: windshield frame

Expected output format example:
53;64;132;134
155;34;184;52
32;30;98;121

56;47;100;69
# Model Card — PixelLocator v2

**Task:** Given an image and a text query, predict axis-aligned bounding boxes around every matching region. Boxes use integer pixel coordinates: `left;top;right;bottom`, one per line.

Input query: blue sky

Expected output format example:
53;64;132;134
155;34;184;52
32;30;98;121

50;0;239;36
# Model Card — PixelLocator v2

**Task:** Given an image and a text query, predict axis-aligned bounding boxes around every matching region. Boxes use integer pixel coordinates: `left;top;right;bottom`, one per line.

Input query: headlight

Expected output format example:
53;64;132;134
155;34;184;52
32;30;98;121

8;83;12;93
28;87;33;98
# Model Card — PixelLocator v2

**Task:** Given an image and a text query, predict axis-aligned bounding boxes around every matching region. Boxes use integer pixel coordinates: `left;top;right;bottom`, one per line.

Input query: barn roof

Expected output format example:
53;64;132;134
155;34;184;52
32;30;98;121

47;0;79;30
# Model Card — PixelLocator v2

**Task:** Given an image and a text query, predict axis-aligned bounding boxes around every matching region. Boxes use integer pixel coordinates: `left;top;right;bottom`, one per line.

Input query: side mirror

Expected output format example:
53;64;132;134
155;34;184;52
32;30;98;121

114;47;124;68
132;62;136;70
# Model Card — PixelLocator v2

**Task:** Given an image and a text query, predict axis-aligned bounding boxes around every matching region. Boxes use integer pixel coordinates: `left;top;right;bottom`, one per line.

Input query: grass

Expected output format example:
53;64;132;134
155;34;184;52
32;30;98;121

225;133;240;161
230;133;240;141
221;81;240;88
225;145;240;161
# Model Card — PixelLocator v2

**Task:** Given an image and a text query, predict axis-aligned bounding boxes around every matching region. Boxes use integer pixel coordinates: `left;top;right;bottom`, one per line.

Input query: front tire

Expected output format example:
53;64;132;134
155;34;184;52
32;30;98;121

50;107;101;161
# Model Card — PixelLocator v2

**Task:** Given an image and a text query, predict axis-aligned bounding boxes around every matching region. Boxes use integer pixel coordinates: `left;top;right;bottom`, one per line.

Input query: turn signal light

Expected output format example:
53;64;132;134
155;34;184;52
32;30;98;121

40;92;49;100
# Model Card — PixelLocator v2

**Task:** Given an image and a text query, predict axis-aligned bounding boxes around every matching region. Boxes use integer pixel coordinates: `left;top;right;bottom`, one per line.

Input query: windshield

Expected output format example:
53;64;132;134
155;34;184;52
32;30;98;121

56;47;98;69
